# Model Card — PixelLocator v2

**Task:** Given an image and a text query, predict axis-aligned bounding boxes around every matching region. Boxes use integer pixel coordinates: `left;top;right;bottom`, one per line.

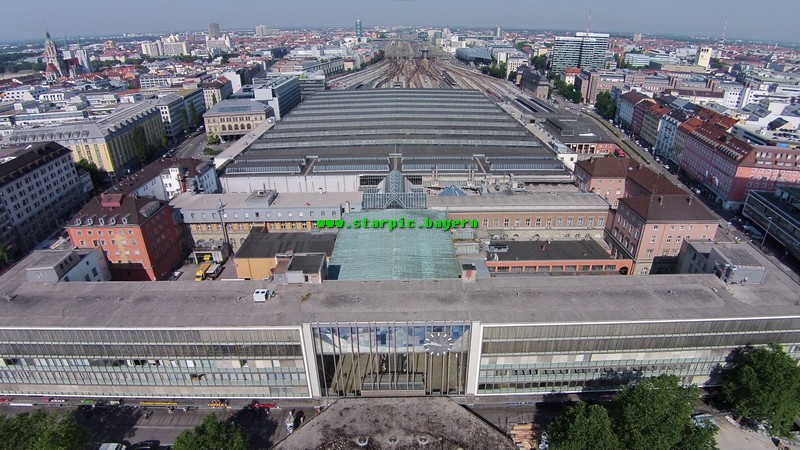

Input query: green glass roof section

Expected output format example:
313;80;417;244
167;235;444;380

329;209;461;281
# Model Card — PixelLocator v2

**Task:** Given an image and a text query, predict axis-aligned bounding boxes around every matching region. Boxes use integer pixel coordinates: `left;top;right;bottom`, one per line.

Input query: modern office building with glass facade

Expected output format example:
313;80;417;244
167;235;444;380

0;253;798;401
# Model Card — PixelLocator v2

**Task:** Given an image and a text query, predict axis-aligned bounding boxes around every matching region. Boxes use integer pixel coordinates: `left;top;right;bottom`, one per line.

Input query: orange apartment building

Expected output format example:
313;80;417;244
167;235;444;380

66;193;184;281
607;194;719;275
485;240;633;276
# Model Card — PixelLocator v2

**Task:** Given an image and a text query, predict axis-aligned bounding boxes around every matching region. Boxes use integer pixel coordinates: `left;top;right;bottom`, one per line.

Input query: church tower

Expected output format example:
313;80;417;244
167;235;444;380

44;31;65;81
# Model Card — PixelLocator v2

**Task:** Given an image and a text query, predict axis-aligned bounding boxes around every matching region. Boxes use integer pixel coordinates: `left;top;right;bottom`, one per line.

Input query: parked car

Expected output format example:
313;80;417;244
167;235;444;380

742;225;765;239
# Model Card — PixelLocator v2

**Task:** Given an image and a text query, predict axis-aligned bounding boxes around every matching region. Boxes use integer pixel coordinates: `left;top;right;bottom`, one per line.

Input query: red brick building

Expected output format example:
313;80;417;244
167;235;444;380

66;193;184;281
631;98;656;137
679;123;800;209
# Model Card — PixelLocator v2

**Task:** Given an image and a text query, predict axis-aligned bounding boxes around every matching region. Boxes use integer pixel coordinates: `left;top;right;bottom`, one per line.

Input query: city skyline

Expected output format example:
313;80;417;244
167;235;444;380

1;0;798;43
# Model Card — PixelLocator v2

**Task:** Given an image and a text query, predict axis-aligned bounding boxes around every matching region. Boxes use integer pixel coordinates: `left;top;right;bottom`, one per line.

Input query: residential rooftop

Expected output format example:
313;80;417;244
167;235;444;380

106;157;211;196
620;194;717;223
0;142;71;185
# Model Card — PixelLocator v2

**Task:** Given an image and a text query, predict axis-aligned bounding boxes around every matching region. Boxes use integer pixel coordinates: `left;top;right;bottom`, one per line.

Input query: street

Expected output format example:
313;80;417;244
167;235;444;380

0;401;314;449
173;131;209;159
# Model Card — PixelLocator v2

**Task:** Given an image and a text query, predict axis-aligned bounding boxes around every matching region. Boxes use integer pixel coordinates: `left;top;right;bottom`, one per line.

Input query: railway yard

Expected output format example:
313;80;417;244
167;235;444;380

328;39;548;121
330;39;505;93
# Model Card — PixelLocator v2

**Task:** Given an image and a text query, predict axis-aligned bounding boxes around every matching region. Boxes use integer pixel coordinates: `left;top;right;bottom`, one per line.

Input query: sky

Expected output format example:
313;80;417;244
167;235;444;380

1;0;799;43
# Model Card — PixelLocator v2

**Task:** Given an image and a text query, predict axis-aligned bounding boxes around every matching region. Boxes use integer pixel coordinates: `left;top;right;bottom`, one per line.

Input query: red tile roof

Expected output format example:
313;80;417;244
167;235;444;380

620;194;716;223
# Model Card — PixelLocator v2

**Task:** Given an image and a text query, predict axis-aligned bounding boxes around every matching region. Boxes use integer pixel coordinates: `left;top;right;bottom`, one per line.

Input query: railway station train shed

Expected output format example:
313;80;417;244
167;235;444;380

219;89;571;193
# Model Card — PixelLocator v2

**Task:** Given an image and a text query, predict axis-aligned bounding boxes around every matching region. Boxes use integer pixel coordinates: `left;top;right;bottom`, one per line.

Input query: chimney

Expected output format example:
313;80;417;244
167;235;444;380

687;196;692;205
657;196;663;205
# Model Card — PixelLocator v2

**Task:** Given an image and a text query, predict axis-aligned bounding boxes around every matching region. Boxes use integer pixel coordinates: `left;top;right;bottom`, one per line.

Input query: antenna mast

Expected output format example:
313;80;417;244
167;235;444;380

585;7;592;34
720;20;727;45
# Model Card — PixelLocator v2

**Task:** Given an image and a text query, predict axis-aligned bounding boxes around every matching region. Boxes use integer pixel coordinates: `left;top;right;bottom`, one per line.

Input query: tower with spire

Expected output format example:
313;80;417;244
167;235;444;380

44;31;66;81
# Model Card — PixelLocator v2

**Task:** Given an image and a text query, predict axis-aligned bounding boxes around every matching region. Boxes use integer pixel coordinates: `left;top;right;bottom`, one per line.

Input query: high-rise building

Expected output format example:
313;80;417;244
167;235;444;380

141;41;163;57
356;19;363;38
496;27;502;38
74;44;92;73
255;24;269;37
208;22;221;39
633;32;642;43
551;32;610;71
162;34;190;56
0;142;84;257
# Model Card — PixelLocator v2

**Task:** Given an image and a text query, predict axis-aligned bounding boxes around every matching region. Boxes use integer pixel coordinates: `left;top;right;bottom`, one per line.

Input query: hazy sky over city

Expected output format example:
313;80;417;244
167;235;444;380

1;0;798;43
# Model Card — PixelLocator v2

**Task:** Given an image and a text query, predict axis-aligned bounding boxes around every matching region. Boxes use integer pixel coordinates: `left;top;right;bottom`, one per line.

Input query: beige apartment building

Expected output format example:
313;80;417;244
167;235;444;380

427;190;610;240
203;99;274;141
7;102;165;177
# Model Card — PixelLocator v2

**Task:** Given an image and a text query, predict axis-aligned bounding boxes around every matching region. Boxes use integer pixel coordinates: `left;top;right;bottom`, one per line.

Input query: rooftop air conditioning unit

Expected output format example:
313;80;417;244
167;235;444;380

253;289;270;303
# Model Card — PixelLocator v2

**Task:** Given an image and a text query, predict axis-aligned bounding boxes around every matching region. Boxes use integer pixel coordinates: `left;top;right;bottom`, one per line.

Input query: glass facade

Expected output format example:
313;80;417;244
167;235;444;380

2;317;799;400
0;327;309;398
311;322;471;397
478;318;800;395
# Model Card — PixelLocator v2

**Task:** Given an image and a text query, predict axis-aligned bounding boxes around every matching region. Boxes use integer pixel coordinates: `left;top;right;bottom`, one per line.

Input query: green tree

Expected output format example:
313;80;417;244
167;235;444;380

611;375;714;450
207;133;220;145
722;344;800;437
173;414;246;450
530;55;548;71
132;126;148;165
674;423;719;450
0;411;90;450
75;158;104;187
161;133;168;150
553;78;582;103
548;402;619;450
189;102;199;128
594;91;617;120
211;93;218;106
0;243;11;265
181;108;191;134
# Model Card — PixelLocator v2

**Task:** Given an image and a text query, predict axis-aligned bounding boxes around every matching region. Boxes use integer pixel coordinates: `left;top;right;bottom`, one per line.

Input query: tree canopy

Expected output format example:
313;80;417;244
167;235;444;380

530;55;548;72
75;158;104;187
722;344;800;437
548;402;619;450
594;91;616;120
0;411;90;450
548;375;716;450
553;78;582;103
173;414;247;450
131;126;149;166
611;375;712;450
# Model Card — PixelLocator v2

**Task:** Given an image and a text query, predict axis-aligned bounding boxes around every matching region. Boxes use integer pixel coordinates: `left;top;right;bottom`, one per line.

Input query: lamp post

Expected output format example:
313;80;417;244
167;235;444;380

218;200;230;254
761;216;773;248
